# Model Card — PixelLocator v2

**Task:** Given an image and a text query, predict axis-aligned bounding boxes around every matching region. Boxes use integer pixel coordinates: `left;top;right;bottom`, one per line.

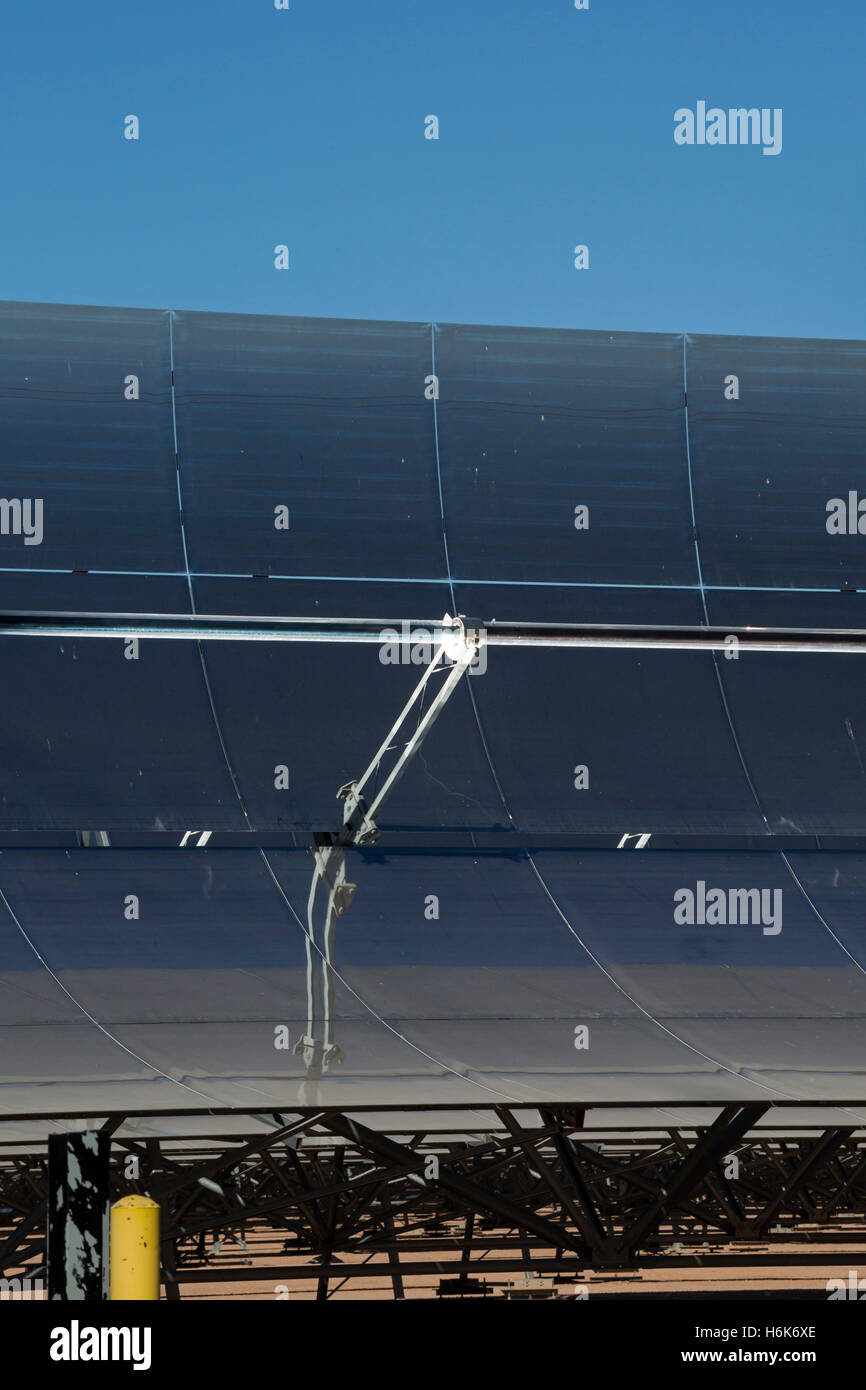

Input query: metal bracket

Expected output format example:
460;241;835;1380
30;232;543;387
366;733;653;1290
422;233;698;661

296;615;481;1099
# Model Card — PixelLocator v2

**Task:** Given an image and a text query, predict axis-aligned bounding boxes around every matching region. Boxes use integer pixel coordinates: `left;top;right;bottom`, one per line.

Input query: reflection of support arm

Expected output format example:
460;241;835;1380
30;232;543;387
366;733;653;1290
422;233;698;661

295;616;481;1078
298;841;353;1068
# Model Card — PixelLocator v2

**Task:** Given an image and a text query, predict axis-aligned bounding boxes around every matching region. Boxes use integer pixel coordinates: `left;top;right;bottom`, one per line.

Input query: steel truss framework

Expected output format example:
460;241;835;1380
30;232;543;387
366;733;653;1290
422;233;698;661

2;1104;866;1298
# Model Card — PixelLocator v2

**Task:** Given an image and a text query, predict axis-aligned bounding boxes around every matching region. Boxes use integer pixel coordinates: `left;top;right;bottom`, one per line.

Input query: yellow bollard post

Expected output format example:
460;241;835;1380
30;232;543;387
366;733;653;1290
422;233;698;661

110;1196;160;1300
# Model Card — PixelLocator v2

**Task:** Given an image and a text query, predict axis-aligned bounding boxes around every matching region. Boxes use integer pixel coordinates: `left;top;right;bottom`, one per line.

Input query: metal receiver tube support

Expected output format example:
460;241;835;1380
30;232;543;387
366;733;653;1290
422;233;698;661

297;618;481;1099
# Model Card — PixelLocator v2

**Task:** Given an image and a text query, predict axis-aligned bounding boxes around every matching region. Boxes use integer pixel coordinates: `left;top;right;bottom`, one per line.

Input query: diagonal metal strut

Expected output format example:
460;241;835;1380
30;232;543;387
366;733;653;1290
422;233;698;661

295;617;482;1095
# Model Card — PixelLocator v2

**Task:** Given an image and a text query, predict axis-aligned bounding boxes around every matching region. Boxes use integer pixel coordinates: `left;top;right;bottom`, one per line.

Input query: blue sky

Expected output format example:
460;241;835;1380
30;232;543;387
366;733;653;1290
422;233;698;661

1;0;863;338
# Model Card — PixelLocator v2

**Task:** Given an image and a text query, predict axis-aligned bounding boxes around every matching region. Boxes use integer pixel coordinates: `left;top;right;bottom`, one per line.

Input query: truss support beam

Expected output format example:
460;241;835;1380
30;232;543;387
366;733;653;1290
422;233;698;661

818;1151;866;1220
321;1114;587;1258
743;1127;854;1237
538;1106;609;1259
150;1114;329;1201
0;1198;46;1273
617;1105;768;1261
6;1107;866;1299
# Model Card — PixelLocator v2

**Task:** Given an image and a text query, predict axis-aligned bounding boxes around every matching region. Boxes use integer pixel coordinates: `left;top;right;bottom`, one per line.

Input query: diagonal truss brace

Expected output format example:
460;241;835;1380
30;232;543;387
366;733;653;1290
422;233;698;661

617;1104;768;1260
295;616;482;1084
